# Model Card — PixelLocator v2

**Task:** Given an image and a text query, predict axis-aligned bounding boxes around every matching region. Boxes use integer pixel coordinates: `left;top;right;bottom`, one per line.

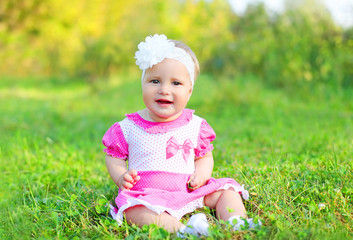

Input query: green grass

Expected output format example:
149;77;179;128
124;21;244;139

0;75;352;239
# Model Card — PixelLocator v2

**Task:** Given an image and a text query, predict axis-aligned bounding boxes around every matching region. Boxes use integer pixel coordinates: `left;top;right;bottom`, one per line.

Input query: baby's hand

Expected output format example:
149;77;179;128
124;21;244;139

188;173;209;191
118;169;140;191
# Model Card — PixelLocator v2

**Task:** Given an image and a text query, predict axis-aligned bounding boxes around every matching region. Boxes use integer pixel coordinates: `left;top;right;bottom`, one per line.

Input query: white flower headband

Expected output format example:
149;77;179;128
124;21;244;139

135;34;195;87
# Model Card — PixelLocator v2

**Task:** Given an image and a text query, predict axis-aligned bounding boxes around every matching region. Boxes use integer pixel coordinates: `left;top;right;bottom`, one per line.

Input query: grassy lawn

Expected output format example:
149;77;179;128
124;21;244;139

0;75;352;239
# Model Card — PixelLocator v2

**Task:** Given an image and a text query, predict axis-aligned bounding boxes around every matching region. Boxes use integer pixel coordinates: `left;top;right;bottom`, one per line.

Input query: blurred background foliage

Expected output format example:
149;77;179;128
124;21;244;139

1;0;353;89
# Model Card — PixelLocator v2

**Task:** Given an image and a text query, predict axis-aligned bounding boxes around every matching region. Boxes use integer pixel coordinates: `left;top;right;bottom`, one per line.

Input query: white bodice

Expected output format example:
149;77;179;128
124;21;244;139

120;115;203;174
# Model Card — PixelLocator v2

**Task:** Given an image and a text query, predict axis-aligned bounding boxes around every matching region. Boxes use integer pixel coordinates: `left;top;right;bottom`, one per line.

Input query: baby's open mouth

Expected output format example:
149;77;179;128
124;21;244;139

156;99;173;104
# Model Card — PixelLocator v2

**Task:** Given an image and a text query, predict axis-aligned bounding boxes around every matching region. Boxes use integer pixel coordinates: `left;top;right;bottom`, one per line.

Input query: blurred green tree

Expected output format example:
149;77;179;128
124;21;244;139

0;0;352;88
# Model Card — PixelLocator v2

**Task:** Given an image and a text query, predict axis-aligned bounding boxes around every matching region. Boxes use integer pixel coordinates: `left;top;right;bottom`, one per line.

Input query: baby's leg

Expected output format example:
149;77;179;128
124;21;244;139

124;205;182;233
204;189;246;220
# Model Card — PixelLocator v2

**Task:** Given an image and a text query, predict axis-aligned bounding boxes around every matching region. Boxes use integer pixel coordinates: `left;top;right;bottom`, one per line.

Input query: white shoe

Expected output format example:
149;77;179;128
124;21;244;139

228;215;262;231
247;218;262;229
178;213;209;237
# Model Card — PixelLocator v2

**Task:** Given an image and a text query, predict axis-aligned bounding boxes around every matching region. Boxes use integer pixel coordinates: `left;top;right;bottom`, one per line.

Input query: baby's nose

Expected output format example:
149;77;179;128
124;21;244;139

158;83;171;94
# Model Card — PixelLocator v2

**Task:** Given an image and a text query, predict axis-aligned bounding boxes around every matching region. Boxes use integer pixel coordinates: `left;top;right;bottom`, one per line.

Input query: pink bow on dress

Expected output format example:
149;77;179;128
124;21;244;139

166;137;194;163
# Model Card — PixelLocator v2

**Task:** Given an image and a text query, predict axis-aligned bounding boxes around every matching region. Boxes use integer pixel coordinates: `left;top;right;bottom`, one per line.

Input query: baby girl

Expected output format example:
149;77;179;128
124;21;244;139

102;34;261;237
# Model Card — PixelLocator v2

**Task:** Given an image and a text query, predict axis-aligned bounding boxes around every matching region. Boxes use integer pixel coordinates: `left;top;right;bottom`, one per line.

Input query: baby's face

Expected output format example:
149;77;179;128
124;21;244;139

142;58;193;122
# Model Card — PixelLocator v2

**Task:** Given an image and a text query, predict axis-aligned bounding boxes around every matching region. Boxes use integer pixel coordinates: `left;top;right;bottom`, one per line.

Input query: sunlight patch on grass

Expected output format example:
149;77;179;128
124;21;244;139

0;87;89;100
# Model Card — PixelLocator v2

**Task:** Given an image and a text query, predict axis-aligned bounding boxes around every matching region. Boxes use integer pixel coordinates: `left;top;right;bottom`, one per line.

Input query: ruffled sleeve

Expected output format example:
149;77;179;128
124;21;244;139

194;119;216;158
102;123;128;160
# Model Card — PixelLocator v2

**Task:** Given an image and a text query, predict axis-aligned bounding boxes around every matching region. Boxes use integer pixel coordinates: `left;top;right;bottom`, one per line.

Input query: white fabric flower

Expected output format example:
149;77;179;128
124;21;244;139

135;34;175;70
135;34;195;86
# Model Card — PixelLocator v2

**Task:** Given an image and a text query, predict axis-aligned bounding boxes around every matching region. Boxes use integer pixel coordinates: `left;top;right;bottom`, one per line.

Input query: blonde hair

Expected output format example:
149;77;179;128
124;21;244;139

169;40;200;82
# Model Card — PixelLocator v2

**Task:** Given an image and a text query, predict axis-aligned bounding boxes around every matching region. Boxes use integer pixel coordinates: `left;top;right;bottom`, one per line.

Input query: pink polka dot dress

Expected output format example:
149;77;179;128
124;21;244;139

102;109;249;222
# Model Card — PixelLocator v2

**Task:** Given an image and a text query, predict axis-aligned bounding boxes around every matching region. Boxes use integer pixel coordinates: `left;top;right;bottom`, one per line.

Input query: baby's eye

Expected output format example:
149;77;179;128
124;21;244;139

151;79;159;84
172;81;182;86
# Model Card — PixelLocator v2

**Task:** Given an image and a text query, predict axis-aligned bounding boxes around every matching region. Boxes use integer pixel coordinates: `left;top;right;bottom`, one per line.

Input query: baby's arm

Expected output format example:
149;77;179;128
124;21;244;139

188;152;214;190
105;155;140;190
